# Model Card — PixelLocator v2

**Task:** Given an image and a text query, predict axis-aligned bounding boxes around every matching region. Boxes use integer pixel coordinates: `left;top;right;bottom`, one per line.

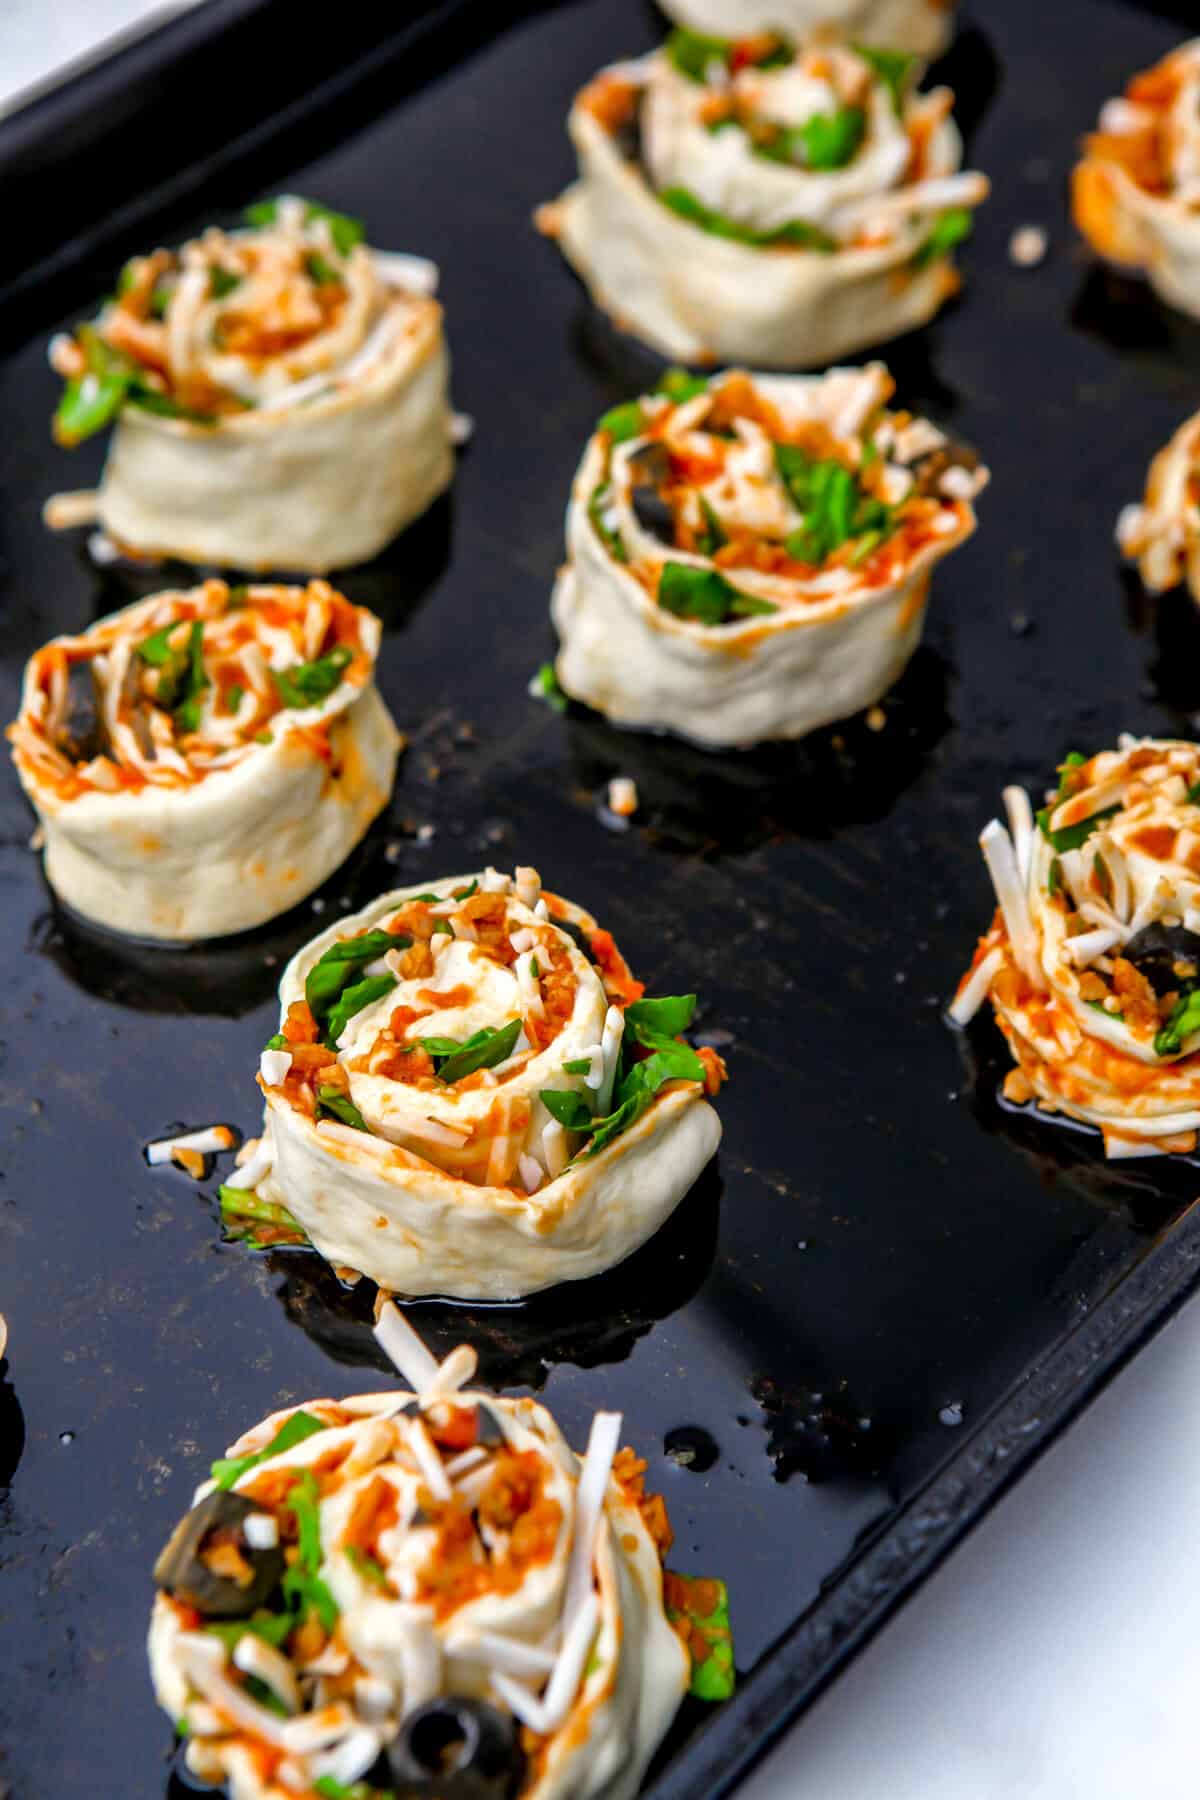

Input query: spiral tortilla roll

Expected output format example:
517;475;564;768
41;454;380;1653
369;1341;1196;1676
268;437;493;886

237;867;725;1298
1116;408;1200;605
45;195;455;571
1072;42;1200;321
538;33;987;366
550;362;985;747
7;578;400;941
658;0;955;58
150;1311;695;1800
951;737;1200;1159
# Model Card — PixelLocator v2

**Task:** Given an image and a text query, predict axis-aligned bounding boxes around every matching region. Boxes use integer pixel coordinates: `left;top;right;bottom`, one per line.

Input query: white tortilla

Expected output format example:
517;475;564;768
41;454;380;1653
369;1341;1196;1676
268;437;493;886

249;873;722;1297
1072;41;1200;323
150;1384;690;1800
1116;407;1200;605
551;365;983;748
9;583;400;941
544;45;985;366
658;0;955;57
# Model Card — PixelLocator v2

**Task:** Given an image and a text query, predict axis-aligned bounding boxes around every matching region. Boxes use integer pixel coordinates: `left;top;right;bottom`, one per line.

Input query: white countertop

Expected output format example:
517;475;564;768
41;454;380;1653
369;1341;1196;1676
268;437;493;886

4;7;1198;1798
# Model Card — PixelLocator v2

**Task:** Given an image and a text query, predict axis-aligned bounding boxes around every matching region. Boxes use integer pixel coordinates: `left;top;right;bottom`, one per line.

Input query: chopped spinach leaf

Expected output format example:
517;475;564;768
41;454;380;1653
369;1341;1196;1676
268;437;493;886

658;562;776;625
324;973;397;1048
854;44;917;113
530;662;569;712
316;1087;369;1132
659;186;837;252
272;644;353;710
423;1018;523;1084
211;1410;327;1490
911;207;974;269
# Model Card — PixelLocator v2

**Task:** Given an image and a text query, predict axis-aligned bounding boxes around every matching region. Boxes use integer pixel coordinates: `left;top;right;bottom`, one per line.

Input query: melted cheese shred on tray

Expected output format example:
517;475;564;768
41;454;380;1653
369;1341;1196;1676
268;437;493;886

235;867;726;1298
951;737;1200;1160
1117;407;1200;606
45;195;455;572
538;30;987;366
657;0;955;57
1072;41;1200;321
551;363;986;748
150;1307;729;1800
7;578;400;941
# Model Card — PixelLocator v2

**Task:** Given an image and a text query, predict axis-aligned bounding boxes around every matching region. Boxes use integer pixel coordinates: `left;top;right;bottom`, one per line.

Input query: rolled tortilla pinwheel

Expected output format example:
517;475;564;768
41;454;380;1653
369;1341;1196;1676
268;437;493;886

550;362;986;748
657;1;954;57
151;1307;733;1800
229;866;726;1297
950;737;1200;1160
537;30;987;366
7;578;400;941
1072;42;1200;320
45;195;455;572
1116;408;1200;605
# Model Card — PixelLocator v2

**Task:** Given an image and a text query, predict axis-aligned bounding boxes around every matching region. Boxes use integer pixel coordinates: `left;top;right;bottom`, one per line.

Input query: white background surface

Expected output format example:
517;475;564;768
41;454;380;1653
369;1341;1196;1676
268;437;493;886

4;5;1200;1798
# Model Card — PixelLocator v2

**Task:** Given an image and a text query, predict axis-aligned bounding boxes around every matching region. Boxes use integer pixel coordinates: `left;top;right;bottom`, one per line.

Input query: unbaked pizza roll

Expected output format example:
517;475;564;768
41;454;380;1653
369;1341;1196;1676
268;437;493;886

8;578;399;941
550;362;985;747
538;31;987;366
151;1306;733;1800
658;1;954;57
951;737;1200;1159
45;195;455;572
1072;42;1200;320
1116;408;1200;604
228;866;726;1297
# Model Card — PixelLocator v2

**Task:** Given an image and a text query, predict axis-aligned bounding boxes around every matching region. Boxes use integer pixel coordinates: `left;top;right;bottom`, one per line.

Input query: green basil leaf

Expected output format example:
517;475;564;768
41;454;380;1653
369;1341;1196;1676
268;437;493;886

854;44;917;113
211;1409;328;1490
666;26;731;82
598;401;646;444
316;1087;369;1132
272;644;353;710
430;1018;523;1084
911;206;974;269
625;995;697;1042
304;929;401;1016
540;1088;593;1130
324;973;396;1048
658;562;776;626
1034;803;1118;855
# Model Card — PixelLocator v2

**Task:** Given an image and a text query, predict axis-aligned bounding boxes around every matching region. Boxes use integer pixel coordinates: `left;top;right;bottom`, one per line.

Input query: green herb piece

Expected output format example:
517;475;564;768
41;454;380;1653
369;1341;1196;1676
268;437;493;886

453;880;479;899
563;1057;592;1075
315;1780;392;1800
272;644;353;711
209;266;242;300
911;206;974;269
211;1410;328;1490
423;1018;523;1084
147;281;174;319
137;617;208;727
281;1471;340;1631
588;483;627;563
305;252;342;286
1034;803;1119;855
657;367;710;402
345;1545;390;1587
1155;990;1200;1058
756;105;865;170
218;1185;310;1250
316;1087;369;1132
55;366;129;444
584;1039;706;1157
1188;781;1200;806
265;1033;289;1051
659;186;837;252
540;1088;593;1130
1047;858;1062;899
205;1613;294;1653
225;683;244;714
625;994;697;1046
658;562;776;625
324;973;397;1048
244;197;364;257
172;619;210;732
666;27;732;81
256;731;273;745
665;1574;735;1701
697;495;727;555
126;389;220;425
432;919;453;935
598;401;646;444
304;928;402;1017
136;622;181;669
775;443;896;566
1086;999;1123;1021
854;44;917;113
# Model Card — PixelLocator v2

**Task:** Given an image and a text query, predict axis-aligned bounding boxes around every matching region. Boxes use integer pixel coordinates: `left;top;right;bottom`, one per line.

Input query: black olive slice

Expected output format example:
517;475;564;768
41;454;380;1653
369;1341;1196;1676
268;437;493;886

550;915;599;966
1121;922;1200;997
908;438;979;496
626;442;670;488
55;661;106;763
388;1697;525;1800
611;91;644;164
630;485;678;546
474;1402;507;1447
153;1489;284;1618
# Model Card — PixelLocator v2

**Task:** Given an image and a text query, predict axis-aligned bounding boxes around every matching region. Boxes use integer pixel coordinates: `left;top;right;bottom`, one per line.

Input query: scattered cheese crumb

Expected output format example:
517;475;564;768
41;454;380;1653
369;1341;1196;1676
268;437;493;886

607;776;639;817
865;707;886;733
1009;225;1048;267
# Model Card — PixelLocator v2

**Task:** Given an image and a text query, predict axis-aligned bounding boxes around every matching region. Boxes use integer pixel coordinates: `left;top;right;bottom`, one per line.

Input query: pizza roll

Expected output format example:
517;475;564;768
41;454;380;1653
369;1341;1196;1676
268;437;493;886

8;578;399;941
951;737;1200;1159
230;867;726;1297
45;195;455;572
151;1307;733;1800
1073;42;1200;320
657;0;954;58
538;31;987;365
1116;408;1200;604
550;362;985;747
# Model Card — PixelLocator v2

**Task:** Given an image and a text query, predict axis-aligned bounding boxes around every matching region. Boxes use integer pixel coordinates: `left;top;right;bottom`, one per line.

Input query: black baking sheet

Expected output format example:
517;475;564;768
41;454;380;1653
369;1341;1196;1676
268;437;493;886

3;0;1200;1794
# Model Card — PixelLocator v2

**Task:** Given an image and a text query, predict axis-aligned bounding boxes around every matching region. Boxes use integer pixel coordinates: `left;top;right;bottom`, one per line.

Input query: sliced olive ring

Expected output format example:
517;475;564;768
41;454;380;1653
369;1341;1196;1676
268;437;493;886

387;1697;525;1800
56;662;105;762
1122;922;1200;998
153;1489;284;1618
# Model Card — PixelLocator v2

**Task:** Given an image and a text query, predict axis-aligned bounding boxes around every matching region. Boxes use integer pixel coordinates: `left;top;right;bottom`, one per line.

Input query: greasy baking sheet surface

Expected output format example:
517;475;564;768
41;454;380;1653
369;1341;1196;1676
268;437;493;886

2;0;1200;1793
